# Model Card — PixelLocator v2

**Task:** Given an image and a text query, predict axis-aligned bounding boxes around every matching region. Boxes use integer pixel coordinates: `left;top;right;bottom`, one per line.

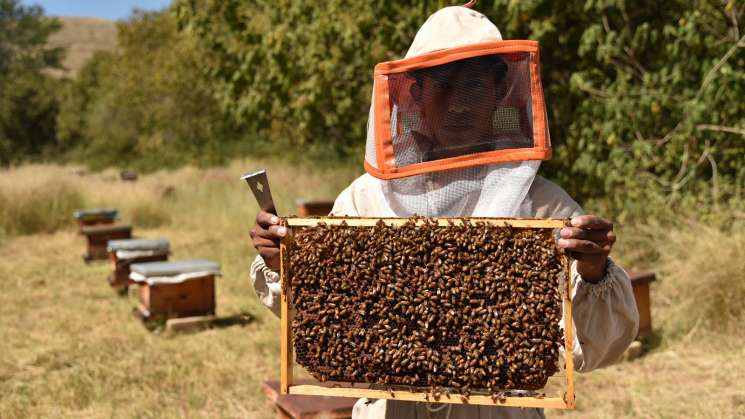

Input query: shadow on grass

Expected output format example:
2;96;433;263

209;312;253;329
641;329;664;352
133;309;254;334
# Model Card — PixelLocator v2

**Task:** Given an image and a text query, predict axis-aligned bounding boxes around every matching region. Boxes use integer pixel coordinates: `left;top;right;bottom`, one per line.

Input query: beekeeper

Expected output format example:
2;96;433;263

249;4;639;419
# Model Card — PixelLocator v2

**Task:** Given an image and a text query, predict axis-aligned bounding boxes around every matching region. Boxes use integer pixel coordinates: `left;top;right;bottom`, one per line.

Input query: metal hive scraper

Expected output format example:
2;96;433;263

241;169;277;215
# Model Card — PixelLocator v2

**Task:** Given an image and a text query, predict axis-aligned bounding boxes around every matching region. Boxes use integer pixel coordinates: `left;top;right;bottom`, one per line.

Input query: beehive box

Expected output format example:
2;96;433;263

279;217;575;409
295;199;335;217
80;224;132;261
628;271;656;338
130;260;220;321
107;239;170;291
73;208;119;231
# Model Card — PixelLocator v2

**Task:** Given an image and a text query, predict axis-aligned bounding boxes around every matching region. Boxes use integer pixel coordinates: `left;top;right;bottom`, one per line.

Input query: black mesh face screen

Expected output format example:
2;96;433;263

387;53;535;167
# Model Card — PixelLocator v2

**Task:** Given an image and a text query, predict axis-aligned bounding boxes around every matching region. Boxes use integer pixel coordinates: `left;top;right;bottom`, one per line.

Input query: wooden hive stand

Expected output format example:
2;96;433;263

73;208;119;231
130;260;220;325
279;217;576;410
106;239;170;293
263;379;356;419
80;224;132;262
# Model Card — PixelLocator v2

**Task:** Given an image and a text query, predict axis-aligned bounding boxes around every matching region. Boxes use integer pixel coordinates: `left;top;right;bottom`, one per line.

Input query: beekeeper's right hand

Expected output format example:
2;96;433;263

250;210;286;272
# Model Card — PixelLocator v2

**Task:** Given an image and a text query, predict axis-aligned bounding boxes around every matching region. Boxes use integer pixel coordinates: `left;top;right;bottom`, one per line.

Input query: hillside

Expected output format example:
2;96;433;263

46;16;118;78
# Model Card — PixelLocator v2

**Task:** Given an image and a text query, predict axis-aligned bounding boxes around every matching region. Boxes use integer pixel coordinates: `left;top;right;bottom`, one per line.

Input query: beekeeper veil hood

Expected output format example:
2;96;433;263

364;4;551;217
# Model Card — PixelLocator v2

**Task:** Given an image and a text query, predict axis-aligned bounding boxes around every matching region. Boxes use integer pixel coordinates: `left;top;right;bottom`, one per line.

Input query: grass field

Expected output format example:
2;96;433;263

45;17;117;78
1;162;743;418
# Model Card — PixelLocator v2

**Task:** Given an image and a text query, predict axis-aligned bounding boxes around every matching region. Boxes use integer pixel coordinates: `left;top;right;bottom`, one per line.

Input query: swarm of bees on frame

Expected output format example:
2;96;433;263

287;218;566;398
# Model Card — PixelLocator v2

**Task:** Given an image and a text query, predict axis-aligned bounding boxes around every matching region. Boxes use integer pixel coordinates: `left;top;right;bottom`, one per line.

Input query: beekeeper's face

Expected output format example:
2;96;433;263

411;56;505;155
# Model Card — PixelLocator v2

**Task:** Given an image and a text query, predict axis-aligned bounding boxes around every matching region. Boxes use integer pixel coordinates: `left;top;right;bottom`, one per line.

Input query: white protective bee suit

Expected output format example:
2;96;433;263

251;6;638;419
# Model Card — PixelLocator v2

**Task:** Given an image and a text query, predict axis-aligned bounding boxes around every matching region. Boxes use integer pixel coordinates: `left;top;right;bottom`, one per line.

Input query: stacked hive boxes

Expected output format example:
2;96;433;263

75;208;220;325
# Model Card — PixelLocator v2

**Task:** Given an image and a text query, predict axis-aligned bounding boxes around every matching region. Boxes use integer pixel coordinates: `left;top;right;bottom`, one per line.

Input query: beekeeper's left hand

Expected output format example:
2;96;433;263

557;215;616;283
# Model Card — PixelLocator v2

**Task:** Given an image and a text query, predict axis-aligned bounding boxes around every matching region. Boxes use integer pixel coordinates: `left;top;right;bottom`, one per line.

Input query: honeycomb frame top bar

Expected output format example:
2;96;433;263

284;217;568;229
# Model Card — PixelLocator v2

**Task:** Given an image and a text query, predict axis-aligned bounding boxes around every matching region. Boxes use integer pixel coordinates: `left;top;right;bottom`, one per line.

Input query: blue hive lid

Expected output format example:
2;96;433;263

107;239;170;253
130;259;221;277
73;208;119;220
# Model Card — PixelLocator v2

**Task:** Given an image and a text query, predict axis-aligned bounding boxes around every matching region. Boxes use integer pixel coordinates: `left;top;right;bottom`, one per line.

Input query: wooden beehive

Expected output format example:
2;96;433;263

73;208;119;231
263;379;356;419
295;200;335;217
629;271;656;338
107;239;170;291
109;253;168;290
279;217;575;409
130;260;219;321
120;170;139;182
80;224;132;262
137;276;215;319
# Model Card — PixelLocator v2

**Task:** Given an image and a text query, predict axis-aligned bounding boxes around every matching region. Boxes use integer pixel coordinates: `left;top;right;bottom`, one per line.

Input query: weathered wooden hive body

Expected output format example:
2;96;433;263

73;208;119;230
130;259;220;320
106;239;170;290
80;224;132;262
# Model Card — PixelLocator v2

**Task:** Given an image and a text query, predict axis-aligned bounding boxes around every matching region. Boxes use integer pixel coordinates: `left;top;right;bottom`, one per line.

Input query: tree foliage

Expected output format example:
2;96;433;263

479;0;745;217
176;0;745;217
175;0;448;157
0;0;61;74
55;50;111;150
0;70;60;161
58;10;236;170
0;0;62;164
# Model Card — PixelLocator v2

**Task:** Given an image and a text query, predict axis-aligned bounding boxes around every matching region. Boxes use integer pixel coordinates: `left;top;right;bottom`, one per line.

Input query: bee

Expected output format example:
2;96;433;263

290;218;565;392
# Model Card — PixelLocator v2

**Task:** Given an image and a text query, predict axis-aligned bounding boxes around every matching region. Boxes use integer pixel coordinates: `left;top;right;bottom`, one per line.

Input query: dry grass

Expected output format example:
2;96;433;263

0;164;167;237
613;216;745;339
554;216;745;418
0;176;83;237
46;17;118;78
554;336;745;418
1;162;744;418
0;160;358;418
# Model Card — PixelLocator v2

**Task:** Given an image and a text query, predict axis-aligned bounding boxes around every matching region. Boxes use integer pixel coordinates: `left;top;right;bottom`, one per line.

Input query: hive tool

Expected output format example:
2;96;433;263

241;169;277;215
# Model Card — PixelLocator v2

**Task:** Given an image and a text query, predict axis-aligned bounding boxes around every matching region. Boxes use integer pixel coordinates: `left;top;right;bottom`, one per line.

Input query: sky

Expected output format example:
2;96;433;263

22;0;173;20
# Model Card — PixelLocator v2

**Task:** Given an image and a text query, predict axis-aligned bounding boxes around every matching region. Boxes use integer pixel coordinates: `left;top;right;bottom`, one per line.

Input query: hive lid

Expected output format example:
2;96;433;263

107;239;169;253
130;259;221;277
73;208;119;220
80;224;132;234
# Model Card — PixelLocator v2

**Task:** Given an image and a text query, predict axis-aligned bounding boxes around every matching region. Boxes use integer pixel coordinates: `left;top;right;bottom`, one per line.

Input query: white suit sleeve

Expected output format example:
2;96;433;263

568;257;639;372
529;177;639;372
250;255;282;317
249;183;361;317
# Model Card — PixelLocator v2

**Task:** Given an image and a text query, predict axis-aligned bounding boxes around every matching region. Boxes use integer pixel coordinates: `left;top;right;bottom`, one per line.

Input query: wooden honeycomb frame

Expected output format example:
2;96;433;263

279;217;575;409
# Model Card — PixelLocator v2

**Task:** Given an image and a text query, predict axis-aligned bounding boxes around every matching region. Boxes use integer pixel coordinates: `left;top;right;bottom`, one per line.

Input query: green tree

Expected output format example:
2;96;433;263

175;0;446;158
55;50;111;150
0;0;62;74
61;9;236;170
477;0;745;217
176;0;744;218
0;0;63;164
0;70;60;161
